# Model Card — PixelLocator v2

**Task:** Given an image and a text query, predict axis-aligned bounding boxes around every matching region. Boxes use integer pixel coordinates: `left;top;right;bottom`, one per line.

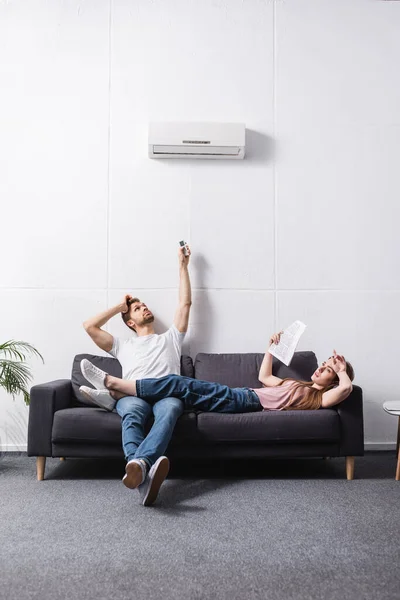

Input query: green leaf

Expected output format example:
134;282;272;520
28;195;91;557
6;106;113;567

0;340;44;364
0;341;44;406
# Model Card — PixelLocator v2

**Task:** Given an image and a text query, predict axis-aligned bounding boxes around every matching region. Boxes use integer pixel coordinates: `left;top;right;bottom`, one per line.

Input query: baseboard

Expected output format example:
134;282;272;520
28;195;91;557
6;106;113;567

0;444;27;453
364;442;397;451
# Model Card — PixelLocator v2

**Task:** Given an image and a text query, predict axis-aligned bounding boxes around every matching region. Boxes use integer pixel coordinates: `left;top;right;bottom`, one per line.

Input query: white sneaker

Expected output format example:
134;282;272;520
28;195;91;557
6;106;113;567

80;359;108;390
138;456;170;506
79;385;116;412
123;459;147;490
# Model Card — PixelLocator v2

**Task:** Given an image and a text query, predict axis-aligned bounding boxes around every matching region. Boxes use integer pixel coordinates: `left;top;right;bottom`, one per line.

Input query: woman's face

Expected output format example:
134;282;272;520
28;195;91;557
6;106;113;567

311;358;337;387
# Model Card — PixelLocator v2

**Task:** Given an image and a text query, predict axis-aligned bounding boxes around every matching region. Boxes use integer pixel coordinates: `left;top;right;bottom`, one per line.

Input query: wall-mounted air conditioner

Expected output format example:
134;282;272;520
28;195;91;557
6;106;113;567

148;122;245;159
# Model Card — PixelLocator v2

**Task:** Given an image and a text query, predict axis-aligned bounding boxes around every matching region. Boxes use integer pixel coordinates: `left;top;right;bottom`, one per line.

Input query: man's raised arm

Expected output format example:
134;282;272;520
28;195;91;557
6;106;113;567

174;245;192;333
83;295;131;352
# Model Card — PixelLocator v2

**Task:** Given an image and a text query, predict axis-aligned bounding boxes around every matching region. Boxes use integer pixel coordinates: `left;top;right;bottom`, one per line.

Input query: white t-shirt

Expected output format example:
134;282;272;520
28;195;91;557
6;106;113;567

108;324;185;381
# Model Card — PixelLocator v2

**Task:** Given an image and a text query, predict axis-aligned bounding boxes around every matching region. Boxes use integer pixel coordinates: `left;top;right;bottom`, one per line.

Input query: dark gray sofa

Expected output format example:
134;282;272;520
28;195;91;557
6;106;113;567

27;351;364;481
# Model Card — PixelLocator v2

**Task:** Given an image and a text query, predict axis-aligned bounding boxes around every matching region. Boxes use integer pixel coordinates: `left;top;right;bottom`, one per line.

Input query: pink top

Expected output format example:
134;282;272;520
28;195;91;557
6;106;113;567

251;380;308;411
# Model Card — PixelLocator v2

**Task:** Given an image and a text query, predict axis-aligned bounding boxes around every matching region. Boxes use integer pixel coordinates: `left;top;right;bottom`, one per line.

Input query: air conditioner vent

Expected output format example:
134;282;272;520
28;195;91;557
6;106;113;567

149;122;245;160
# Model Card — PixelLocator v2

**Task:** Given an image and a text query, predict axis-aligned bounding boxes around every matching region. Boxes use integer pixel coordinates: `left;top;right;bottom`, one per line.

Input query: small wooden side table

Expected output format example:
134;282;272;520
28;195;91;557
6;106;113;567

383;401;400;480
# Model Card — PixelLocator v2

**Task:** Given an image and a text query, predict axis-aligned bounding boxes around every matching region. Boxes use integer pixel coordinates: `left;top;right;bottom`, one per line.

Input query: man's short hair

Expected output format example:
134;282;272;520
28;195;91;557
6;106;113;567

121;297;140;332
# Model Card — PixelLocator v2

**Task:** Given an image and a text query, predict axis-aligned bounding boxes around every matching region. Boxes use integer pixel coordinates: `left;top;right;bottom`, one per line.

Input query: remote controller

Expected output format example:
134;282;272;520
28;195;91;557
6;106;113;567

179;240;189;256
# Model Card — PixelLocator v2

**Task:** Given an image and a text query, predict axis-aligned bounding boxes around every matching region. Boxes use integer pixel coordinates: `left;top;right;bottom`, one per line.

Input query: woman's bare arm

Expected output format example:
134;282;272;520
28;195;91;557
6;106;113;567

258;331;284;387
321;356;353;408
321;378;352;407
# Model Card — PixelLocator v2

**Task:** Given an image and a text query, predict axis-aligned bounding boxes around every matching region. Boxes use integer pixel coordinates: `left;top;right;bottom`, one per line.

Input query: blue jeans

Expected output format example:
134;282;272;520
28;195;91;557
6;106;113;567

115;395;183;468
136;375;262;413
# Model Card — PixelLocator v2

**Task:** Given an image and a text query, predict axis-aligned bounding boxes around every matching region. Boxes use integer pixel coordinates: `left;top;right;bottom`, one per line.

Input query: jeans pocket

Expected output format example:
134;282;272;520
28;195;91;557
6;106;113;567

246;389;261;411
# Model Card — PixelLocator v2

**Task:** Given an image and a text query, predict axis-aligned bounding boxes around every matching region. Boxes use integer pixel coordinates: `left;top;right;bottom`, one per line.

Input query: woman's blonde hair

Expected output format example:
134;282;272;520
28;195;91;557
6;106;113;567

278;361;355;411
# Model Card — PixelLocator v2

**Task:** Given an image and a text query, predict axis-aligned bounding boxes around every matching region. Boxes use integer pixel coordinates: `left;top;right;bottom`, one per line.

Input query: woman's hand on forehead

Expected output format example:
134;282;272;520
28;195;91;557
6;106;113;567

322;356;334;367
327;351;347;373
324;355;341;368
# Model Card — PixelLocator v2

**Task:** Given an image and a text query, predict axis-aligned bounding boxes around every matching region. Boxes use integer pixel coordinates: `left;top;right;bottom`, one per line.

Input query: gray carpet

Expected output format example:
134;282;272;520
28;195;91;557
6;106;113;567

0;452;399;600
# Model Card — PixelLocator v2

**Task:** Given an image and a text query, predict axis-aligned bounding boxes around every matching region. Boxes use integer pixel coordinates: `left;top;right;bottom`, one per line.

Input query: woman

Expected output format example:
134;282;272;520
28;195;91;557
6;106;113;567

80;331;355;413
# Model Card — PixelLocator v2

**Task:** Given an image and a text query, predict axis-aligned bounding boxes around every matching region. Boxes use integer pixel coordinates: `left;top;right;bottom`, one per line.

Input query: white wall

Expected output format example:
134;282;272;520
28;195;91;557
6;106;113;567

1;0;399;451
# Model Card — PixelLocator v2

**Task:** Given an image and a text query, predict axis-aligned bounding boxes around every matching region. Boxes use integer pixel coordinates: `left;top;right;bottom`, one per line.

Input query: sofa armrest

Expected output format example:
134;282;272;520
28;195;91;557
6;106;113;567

335;385;364;456
27;380;73;457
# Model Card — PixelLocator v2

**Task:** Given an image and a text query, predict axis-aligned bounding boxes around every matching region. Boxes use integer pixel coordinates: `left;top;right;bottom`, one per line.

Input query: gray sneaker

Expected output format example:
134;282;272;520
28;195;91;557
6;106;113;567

80;359;108;390
138;456;170;506
79;385;116;412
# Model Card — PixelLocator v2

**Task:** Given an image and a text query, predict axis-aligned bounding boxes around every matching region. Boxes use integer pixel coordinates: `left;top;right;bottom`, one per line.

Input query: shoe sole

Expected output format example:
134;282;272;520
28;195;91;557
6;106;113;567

79;387;115;412
80;360;106;390
142;457;170;507
123;462;144;490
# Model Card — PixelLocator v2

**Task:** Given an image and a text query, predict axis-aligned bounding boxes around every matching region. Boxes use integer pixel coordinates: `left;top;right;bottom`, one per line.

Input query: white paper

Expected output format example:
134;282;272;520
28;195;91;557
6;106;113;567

268;321;307;366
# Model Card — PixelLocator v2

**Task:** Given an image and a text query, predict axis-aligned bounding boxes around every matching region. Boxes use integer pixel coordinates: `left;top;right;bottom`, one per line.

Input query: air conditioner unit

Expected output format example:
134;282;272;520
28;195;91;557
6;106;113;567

148;122;245;159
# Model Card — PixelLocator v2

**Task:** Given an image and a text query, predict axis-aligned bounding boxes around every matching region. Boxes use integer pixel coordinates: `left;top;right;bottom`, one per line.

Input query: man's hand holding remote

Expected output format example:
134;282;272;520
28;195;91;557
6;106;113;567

178;242;191;267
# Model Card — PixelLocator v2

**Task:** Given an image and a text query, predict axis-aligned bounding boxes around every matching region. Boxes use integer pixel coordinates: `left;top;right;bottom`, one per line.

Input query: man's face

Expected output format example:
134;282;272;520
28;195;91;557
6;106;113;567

128;301;154;330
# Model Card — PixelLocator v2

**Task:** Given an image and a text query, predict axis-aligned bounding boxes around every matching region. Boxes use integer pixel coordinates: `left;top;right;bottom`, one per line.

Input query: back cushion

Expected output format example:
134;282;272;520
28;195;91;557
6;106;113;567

193;351;318;388
72;353;194;406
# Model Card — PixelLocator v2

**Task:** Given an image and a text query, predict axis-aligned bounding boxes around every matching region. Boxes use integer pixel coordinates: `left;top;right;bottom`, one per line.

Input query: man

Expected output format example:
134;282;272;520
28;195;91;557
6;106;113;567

82;244;191;506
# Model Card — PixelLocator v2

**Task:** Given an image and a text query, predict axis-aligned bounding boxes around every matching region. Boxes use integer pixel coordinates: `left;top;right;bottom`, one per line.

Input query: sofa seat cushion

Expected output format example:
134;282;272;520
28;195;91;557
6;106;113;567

196;409;340;444
52;408;199;447
53;408;122;446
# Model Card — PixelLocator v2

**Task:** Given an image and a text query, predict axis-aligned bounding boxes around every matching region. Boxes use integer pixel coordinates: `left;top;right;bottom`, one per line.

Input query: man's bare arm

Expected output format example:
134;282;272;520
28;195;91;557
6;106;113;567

174;246;192;333
83;296;130;352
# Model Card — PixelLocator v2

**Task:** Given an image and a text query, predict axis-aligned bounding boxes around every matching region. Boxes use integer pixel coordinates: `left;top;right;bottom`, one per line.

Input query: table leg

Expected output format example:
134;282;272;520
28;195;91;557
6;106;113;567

396;417;400;481
395;417;400;481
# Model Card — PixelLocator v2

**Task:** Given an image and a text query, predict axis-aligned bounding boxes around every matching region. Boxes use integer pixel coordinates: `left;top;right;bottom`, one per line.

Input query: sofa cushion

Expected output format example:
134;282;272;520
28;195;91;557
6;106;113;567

53;407;122;445
194;351;318;388
196;409;340;443
71;353;194;406
52;407;198;446
180;355;195;378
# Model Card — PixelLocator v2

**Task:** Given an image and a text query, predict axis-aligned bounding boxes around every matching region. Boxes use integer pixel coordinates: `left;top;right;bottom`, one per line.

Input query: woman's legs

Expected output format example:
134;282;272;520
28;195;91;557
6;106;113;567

90;369;261;413
136;375;261;413
105;374;137;397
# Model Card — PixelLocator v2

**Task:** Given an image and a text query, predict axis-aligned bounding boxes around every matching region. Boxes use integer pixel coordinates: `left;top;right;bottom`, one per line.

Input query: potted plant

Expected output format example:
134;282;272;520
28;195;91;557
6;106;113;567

0;340;44;405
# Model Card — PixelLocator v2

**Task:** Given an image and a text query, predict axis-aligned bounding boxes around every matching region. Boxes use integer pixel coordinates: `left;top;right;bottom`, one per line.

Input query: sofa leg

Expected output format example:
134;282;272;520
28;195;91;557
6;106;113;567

36;456;46;481
345;456;354;480
60;457;65;461
396;446;400;481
